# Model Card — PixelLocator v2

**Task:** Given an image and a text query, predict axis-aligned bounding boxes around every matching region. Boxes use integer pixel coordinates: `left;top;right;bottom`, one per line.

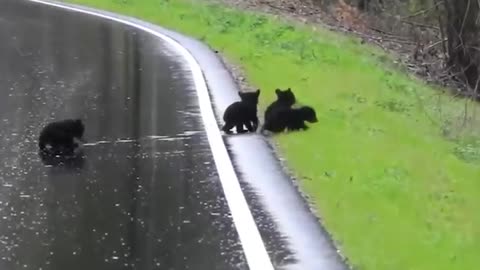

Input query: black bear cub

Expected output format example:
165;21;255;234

264;88;296;123
261;88;296;132
263;106;318;133
222;89;260;134
38;119;85;155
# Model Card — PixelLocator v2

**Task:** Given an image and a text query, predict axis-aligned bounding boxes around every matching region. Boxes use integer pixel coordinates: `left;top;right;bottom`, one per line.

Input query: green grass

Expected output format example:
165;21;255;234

64;0;480;269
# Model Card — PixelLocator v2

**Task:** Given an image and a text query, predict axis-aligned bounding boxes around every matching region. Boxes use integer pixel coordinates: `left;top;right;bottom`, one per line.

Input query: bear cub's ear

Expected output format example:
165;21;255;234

255;89;260;96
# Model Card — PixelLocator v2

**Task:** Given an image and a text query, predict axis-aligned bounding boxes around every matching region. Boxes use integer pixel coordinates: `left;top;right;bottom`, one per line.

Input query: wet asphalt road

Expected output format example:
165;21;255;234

0;1;249;269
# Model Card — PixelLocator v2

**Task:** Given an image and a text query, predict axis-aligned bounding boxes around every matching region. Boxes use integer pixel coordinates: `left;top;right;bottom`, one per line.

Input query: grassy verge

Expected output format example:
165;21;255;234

63;0;480;269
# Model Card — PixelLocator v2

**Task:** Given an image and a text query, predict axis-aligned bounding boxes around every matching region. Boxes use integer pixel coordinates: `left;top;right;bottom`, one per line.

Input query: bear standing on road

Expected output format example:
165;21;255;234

38;119;85;155
222;89;261;134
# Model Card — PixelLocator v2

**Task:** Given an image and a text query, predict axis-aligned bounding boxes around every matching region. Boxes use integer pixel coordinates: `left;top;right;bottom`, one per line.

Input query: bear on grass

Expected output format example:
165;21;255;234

38;119;85;156
262;88;318;132
263;106;318;132
263;88;296;126
222;89;260;134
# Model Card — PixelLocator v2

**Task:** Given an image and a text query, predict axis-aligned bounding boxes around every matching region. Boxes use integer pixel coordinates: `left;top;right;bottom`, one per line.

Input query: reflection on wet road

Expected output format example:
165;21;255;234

0;1;248;269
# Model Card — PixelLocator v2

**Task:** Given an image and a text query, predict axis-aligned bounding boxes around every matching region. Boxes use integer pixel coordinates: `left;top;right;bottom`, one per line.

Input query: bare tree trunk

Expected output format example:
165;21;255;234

444;0;480;92
358;0;368;10
357;0;383;11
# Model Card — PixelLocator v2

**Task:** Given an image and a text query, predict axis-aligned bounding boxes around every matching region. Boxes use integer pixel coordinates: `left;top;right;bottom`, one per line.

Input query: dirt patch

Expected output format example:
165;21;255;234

207;0;334;97
207;0;330;95
207;0;464;94
208;0;334;29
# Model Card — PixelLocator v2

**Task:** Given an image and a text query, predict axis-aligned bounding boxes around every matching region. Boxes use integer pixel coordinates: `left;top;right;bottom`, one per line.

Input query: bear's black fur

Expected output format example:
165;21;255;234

222;89;260;134
263;106;318;133
261;88;296;132
39;147;85;168
38;119;85;155
264;88;296;122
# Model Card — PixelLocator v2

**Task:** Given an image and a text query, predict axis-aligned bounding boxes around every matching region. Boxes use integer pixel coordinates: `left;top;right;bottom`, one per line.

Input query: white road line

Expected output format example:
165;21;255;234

27;1;275;269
